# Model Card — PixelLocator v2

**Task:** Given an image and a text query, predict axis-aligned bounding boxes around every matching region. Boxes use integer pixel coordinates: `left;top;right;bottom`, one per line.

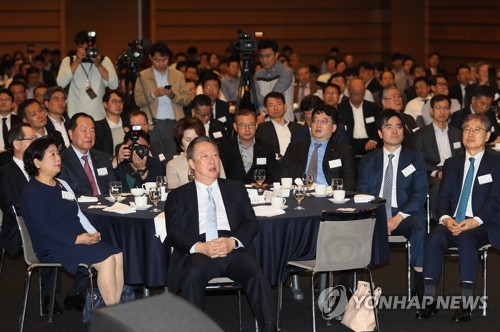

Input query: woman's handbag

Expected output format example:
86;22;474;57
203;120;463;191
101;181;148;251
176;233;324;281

341;280;382;331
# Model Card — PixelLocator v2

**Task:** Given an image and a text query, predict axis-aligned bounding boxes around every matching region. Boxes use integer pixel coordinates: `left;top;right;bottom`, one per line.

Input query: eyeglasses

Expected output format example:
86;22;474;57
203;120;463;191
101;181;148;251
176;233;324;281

195;110;212;119
17;136;37;141
312;118;332;126
110;100;124;105
463;127;487;135
433;106;450;111
383;95;402;101
236;123;256;129
0;98;12;102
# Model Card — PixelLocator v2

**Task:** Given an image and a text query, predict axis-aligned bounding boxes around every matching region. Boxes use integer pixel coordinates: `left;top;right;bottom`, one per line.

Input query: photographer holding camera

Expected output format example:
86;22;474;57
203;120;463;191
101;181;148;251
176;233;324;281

114;128;164;191
57;30;118;121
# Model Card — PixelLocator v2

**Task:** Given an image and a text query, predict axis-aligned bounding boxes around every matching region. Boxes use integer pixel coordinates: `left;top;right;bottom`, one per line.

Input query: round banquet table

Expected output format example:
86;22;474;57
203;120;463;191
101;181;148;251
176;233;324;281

252;191;388;286
80;192;388;287
80;195;168;288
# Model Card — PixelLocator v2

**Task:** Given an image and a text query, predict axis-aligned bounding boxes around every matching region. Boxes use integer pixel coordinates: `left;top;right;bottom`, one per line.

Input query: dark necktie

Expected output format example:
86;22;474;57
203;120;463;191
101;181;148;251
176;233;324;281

82;155;99;196
307;143;321;183
382;154;395;218
205;187;218;241
2;118;8;149
455;157;475;222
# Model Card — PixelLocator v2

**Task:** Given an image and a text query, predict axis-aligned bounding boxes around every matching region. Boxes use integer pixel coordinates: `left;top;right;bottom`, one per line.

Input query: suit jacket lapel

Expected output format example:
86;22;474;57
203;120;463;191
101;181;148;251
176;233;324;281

186;181;200;236
373;149;384;193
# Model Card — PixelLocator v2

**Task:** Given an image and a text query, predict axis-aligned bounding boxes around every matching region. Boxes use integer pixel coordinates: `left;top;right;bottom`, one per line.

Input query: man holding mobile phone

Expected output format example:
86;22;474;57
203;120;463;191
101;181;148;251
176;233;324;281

134;42;191;162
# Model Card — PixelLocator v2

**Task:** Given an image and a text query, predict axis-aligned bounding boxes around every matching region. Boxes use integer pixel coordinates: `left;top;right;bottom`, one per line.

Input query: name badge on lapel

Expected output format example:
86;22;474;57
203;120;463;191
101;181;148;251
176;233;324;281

218;116;227;123
256;158;266;165
61;191;75;201
478;174;492;185
365;116;375;124
401;164;416;177
453;142;461;149
213;131;223;139
97;167;108;176
328;159;342;168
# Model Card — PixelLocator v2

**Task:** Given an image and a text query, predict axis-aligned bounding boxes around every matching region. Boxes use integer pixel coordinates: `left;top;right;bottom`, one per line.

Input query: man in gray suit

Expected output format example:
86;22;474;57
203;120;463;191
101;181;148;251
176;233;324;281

414;94;463;220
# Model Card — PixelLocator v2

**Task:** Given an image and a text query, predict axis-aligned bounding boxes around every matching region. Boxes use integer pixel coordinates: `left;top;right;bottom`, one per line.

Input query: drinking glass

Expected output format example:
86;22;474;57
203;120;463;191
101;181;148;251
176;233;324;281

156;176;167;189
293;185;307;210
254;169;266;193
331;178;344;191
302;172;314;196
149;187;161;212
109;181;122;202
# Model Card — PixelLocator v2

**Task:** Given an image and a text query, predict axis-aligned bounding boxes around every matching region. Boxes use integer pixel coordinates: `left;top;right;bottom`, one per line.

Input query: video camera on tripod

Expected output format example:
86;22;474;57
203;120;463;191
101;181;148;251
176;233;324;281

230;30;264;113
117;39;149;78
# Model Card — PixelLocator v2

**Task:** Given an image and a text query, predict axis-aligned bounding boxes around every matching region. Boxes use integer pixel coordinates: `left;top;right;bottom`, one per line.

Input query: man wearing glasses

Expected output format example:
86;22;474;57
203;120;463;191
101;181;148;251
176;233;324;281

134;42;191;161
414;94;463;221
191;94;228;144
94;90;126;155
418;114;500;322
278;103;356;190
219;109;277;184
450;85;499;143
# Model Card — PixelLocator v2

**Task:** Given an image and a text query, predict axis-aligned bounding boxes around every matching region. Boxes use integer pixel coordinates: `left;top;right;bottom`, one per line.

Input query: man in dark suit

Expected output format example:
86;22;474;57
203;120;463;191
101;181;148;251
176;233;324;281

0;123;63;314
165;136;275;331
424;52;447;78
450;85;499;143
18;98;65;152
358;61;382;94
255;91;302;160
191;94;228;144
417;114;500;322
94;89;125;155
43;86;70;149
279;103;356;190
414;94;463;219
0;124;36;256
357;109;428;296
219;109;277;184
0;88;22;152
202;74;234;136
448;65;471;108
59;113;115;197
380;85;419;149
338;79;382;156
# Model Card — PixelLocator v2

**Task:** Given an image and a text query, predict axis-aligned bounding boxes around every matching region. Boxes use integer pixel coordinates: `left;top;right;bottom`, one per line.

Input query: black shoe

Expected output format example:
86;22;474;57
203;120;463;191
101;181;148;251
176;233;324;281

64;292;86;311
452;307;472;322
43;295;63;315
416;299;438;319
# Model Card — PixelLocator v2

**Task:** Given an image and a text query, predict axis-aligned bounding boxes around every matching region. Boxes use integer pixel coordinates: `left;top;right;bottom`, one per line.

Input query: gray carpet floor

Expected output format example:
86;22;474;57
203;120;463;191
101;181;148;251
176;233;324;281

1;249;499;331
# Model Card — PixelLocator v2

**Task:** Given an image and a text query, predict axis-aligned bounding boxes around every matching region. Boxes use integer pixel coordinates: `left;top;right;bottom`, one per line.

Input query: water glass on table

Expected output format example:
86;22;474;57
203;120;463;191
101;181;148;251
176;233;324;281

293;185;307;210
109;181;122;202
254;169;266;193
149;187;162;212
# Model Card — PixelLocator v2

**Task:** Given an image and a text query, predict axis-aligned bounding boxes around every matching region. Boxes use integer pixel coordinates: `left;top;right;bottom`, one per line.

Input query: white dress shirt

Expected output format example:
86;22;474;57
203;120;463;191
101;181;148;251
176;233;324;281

271;119;292;155
351;101;369;139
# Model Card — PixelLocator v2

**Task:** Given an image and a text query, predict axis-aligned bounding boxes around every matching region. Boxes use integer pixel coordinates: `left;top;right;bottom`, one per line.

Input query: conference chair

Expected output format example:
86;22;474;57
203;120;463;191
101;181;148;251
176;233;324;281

277;214;379;332
15;210;94;331
441;245;491;316
206;277;243;331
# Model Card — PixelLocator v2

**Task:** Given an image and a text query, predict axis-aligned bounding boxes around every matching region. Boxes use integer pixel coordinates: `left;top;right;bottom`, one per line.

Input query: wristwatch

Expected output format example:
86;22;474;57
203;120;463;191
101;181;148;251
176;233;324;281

137;168;148;176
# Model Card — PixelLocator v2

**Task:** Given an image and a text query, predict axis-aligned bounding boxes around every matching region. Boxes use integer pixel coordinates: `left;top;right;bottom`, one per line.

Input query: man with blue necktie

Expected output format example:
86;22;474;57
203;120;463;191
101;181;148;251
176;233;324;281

417;114;500;322
165;136;276;331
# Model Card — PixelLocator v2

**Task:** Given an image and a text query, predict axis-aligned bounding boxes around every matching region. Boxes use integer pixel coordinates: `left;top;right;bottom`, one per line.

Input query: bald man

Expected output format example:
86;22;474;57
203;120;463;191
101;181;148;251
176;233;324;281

338;78;382;156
